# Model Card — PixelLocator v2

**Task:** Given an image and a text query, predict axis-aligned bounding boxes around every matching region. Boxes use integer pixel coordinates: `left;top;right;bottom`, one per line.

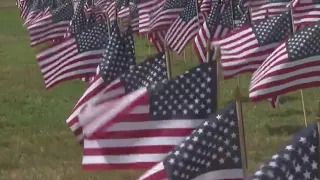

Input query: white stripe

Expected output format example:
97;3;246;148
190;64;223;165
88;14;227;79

138;162;165;180
192;169;243;180
82;153;167;164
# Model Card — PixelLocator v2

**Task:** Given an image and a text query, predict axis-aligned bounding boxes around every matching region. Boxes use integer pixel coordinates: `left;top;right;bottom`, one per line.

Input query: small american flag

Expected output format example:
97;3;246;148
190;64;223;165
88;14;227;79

234;8;251;28
24;0;43;26
250;123;319;180
137;0;166;33
36;21;109;89
292;0;320;28
65;0;87;37
138;102;244;180
250;0;291;21
147;30;166;52
148;0;189;32
212;11;292;79
118;0;140;31
193;1;232;63
66;27;136;142
200;0;212;16
165;0;205;54
249;21;320;102
78;62;217;169
27;2;74;47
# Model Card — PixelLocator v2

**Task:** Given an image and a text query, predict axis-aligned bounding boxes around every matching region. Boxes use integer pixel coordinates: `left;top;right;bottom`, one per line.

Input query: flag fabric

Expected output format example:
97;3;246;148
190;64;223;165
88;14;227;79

165;0;205;54
78;62;217;169
148;0;189;32
193;1;233;63
147;30;166;52
66;27;136;142
234;8;251;28
65;0;87;37
137;0;166;33
24;0;43;26
200;0;212;16
212;11;292;79
36;21;109;89
249;21;320;102
250;122;319;180
250;0;291;21
138;102;244;180
292;0;320;28
27;1;74;47
118;0;139;31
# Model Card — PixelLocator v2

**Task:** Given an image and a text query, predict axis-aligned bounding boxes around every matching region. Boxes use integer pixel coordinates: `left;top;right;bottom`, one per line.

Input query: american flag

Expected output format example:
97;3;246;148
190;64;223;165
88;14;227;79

147;30;166;52
249;21;320;102
292;0;320;28
165;0;205;54
234;8;251;28
36;21;109;89
250;122;319;180
78;62;217;169
138;102;244;180
193;1;232;63
137;0;166;33
65;0;87;37
27;2;74;47
148;0;189;32
24;0;43;26
66;27;136;142
212;11;292;79
250;0;291;21
118;0;140;31
200;0;212;16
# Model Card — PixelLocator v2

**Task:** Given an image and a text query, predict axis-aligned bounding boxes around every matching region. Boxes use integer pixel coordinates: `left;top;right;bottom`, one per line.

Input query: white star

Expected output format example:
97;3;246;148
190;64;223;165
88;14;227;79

218;146;223;152
310;145;316;153
312;161;318;169
216;114;222;120
295;164;301;172
302;154;309;163
303;171;311;179
269;161;277;168
219;158;225;164
169;158;175;164
198;128;203;134
285;145;293;151
299;137;306;143
174;151;180;156
233;156;239;163
232;145;238;150
254;170;263;176
192;136;198;142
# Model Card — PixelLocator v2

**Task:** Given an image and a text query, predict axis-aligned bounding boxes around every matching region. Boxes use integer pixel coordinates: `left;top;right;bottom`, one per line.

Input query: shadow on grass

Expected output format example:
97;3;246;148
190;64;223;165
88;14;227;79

265;124;303;136
241;95;299;104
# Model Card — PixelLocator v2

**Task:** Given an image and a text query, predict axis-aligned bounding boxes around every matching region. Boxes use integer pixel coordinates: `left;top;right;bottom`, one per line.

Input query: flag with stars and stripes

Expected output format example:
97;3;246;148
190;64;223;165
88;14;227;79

78;62;218;169
137;0;166;33
250;0;291;21
118;0;140;31
165;0;205;54
250;122;319;180
200;0;212;16
147;30;166;52
249;21;320;102
36;21;109;89
65;0;87;37
291;0;320;28
23;0;43;26
66;26;136;142
234;8;251;28
138;102;244;180
148;0;189;32
79;53;169;170
193;0;233;63
27;1;74;47
212;11;292;79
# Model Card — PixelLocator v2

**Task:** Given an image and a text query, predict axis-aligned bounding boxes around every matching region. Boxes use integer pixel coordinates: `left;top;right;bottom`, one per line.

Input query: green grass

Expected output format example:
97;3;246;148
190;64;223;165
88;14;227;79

0;2;319;180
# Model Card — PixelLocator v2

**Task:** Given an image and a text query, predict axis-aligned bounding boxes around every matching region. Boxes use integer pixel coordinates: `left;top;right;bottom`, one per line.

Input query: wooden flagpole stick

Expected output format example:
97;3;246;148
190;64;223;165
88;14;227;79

213;47;221;110
230;0;241;87
234;85;248;179
164;42;172;80
288;2;308;127
183;49;187;63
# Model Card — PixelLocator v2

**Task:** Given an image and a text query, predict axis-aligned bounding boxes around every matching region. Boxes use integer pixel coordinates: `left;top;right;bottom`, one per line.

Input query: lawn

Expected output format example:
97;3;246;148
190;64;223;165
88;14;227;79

0;2;319;180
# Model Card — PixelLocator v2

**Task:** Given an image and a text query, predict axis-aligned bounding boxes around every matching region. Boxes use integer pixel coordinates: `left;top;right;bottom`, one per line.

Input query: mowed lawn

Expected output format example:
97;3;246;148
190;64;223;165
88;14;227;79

0;2;319;180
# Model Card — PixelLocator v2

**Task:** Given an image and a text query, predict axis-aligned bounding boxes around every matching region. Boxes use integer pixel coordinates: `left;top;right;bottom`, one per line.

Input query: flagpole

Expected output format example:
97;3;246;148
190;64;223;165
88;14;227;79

234;86;248;179
315;100;320;179
213;47;221;111
164;42;172;80
288;2;308;127
230;0;241;88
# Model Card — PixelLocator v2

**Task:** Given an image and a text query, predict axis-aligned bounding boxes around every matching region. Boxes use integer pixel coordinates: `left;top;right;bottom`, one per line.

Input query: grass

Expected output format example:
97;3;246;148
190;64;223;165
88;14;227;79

0;2;319;180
